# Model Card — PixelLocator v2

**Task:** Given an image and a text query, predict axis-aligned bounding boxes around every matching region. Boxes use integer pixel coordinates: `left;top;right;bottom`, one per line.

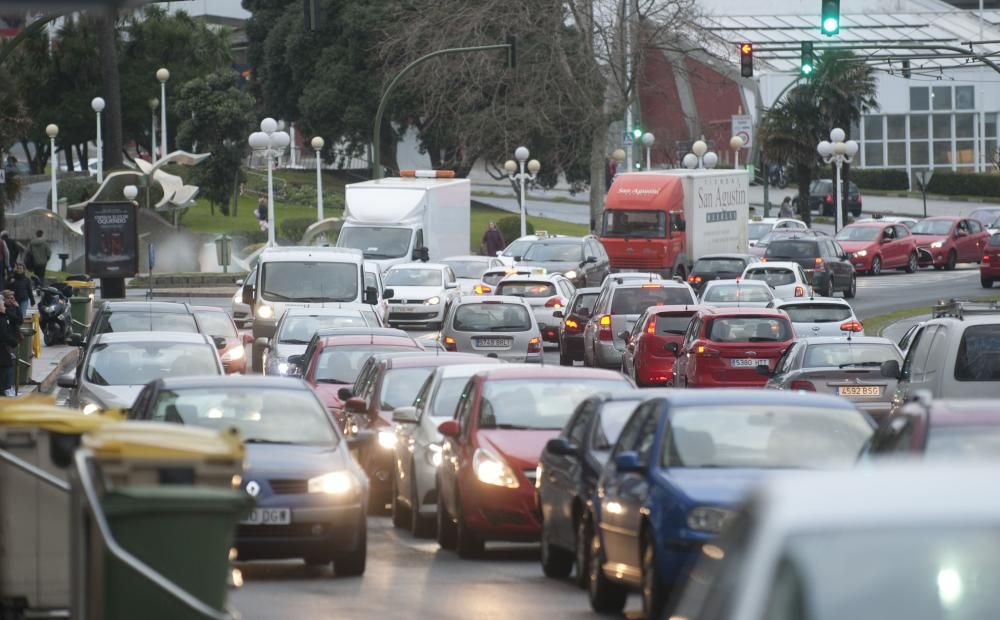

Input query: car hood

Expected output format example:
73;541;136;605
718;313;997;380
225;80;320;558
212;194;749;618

662;467;783;506
387;285;443;300
836;240;876;254
84;383;144;409
478;429;559;469
243;442;346;477
312;382;347;409
272;342;307;359
910;234;948;246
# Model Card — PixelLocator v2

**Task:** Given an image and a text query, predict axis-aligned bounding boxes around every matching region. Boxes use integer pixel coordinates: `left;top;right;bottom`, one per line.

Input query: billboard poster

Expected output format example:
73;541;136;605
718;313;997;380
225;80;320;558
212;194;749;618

84;202;139;278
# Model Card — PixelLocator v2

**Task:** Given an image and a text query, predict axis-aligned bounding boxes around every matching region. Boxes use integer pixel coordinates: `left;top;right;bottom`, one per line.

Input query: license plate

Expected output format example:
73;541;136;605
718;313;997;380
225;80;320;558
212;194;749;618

731;358;762;368
241;508;291;525
838;385;881;397
476;337;512;348
394;306;416;313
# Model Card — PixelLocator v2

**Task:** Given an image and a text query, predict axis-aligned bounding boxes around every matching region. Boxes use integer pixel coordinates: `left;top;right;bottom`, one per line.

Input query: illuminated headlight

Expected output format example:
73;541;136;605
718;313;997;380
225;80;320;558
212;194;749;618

277;362;290;375
930;240;945;249
564;270;578;280
473;448;519;488
427;443;443;467
232;292;241;304
256;304;275;319
424;296;441;306
534;463;544;489
81;401;102;416
686;506;735;533
852;250;867;258
377;430;397;449
222;346;245;362
307;470;357;495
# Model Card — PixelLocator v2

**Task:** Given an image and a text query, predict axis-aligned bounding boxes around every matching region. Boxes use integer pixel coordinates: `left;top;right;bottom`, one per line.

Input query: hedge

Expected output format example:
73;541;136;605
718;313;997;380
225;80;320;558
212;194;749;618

496;216;533;251
48;176;100;205
280;217;316;243
925;171;1000;198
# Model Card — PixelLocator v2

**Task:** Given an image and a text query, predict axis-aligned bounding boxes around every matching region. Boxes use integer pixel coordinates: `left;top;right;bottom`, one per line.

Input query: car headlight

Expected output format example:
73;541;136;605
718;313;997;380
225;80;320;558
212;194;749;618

256;304;274;319
930;240;944;249
427;443;443;467
378;430;397;449
277;362;289;375
852;250;867;258
221;346;245;362
535;463;544;489
564;270;578;280
687;506;735;533
473;448;519;488
81;401;103;416
232;292;241;304
307;471;358;495
425;296;441;306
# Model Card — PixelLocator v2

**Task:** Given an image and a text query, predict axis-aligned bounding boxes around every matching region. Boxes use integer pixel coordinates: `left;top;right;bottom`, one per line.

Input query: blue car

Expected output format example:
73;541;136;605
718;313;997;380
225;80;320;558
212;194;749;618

587;390;874;618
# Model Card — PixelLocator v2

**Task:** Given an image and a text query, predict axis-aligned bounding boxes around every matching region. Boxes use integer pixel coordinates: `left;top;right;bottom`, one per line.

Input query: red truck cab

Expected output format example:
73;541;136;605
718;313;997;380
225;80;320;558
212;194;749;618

600;174;687;278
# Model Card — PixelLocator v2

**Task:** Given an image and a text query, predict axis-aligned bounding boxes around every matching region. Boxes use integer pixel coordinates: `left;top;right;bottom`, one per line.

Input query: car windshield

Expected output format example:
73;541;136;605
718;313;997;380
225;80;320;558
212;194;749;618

98;311;198;334
925;426;1000;458
149;387;337;445
442;260;489;280
780;303;853;323
496;281;556;298
708;317;791;342
803;343;901;368
745;268;796;287
694;258;748;274
571;293;599;315
522;243;582;262
654;313;695;335
611;287;694;315
748;223;773;240
910;220;954;236
337;226;411;259
702;284;773;303
479;378;632;430
194;312;237;339
502;239;534;258
662;405;872;469
85;342;219;386
380;367;434;410
277;314;368;344
314;345;416;384
385;269;442;287
452;303;532;332
835;227;881;241
602;210;666;239
765;240;819;259
261;262;359;303
592;400;640;456
766;527;1000;620
990;233;1000;246
955;324;1000;381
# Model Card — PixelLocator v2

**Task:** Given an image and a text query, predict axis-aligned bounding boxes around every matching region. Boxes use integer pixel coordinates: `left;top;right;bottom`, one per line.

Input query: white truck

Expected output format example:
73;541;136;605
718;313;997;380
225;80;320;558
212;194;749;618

337;174;471;271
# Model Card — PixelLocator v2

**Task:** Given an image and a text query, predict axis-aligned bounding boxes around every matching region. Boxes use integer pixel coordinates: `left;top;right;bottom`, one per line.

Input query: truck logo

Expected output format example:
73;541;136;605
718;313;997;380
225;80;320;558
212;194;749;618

745;351;757;357
626;247;635;253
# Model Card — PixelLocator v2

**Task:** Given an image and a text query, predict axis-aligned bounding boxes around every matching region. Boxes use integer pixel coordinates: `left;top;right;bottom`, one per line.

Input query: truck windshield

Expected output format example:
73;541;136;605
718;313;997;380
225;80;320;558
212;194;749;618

338;226;411;259
601;210;665;238
261;262;359;303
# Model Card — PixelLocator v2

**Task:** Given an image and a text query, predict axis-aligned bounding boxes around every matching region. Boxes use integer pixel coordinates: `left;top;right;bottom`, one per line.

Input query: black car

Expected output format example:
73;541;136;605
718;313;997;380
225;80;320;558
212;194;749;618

518;236;610;287
555;288;599;366
687;254;760;294
127;375;373;575
764;236;856;298
537;392;642;586
795;179;863;217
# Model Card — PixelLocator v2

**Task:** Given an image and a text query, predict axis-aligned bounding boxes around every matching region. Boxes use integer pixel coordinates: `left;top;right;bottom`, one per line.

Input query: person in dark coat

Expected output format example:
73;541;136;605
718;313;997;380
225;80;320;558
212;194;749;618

0;298;19;396
481;222;506;256
1;231;18;272
7;264;33;318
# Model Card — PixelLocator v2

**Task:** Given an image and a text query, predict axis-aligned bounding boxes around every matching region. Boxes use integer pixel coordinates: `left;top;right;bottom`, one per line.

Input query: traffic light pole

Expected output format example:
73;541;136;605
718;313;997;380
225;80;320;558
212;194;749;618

755;42;1000;76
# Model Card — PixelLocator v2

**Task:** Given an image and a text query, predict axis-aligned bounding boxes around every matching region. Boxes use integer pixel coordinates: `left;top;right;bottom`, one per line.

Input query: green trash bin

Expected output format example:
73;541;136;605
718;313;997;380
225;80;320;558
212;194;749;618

16;325;34;387
100;485;252;620
65;280;95;339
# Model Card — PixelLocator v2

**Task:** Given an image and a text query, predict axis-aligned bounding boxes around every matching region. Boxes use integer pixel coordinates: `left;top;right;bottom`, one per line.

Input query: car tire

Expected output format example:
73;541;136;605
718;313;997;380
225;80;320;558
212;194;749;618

409;462;434;538
641;531;667;620
946;250;957;271
870;256;881;275
391;474;408;529
455;490;484;559
333;514;367;577
982;277;994;289
843;274;857;299
436;483;457;550
575;514;592;589
588;525;628;613
559;350;573;366
540;515;574;579
905;252;918;274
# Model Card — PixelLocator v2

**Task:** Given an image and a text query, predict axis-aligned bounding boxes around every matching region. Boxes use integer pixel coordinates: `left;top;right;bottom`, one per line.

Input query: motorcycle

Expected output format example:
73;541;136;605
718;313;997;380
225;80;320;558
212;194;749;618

767;164;789;189
38;286;73;346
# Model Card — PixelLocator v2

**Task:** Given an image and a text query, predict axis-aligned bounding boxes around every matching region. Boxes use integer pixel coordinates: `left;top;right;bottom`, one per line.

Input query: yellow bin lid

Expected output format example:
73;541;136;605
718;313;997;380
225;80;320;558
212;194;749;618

83;422;244;461
65;279;96;289
0;397;117;434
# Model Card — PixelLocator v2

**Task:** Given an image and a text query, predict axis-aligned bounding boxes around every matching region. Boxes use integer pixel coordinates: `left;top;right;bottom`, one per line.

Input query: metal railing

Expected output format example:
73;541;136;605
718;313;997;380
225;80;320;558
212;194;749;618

0;444;71;492
932;298;1000;320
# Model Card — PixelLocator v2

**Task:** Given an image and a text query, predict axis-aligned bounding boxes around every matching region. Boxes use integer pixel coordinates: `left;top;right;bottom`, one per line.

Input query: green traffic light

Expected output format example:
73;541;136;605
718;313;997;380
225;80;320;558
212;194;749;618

822;17;838;33
801;64;814;75
632;128;643;139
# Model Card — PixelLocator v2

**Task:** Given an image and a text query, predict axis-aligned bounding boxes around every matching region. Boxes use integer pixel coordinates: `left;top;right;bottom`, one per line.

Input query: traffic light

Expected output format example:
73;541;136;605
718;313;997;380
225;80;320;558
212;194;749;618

740;43;753;78
801;41;815;76
902;59;911;79
821;0;840;35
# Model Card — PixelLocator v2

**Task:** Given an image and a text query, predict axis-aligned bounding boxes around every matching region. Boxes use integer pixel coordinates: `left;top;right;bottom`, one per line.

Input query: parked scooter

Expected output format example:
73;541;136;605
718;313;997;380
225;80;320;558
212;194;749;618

38;286;72;346
767;163;789;189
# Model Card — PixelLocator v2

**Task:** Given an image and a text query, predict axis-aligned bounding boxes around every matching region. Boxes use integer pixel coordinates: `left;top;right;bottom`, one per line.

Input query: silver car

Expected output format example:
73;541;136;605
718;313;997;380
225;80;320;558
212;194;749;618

494;273;576;344
699;279;775;308
232;267;256;328
439;296;543;363
383;262;462;329
770;298;865;338
763;336;902;422
260;307;377;376
441;255;504;294
389;362;503;536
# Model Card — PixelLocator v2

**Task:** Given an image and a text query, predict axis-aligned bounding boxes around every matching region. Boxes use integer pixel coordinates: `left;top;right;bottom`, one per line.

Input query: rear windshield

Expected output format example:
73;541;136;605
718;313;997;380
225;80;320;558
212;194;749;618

602;210;666;239
453;303;532;332
707;317;791;342
803;343;901;368
702;284;772;303
989;234;1000;247
765;240;819;259
926;426;1000;458
692;258;747;275
744;267;796;287
611;287;694;315
780;304;852;323
98;311;198;335
654;313;695;335
955;324;1000;381
910;220;954;236
496;281;556;298
570;292;598;315
748;223;772;240
523;243;582;262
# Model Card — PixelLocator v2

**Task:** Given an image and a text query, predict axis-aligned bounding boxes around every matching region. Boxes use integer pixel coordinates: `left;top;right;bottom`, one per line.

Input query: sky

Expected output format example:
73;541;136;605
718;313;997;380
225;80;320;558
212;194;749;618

163;0;250;20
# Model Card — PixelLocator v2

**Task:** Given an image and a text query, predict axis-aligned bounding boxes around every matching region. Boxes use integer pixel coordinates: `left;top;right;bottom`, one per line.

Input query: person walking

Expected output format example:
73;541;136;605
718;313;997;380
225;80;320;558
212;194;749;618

26;230;51;283
1;231;19;273
255;197;269;232
0;298;19;396
480;222;506;257
779;197;794;218
8;264;33;319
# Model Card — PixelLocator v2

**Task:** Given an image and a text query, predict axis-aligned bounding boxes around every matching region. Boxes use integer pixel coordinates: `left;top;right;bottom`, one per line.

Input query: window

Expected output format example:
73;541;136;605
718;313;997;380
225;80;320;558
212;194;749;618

955;324;1000;381
901;325;935;381
955;113;975;138
910;115;928;139
932;114;951;139
611;402;654;457
887;142;907;166
496;281;556;298
523;243;583;262
932;86;952;110
261;261;359;303
987;113;997;138
634;407;661;465
455;379;476;435
611;287;695;314
85;342;219;386
886;115;906;140
956;85;974;110
910;142;929;166
969;220;983;233
774;343;799;375
780;303;851;323
956;141;975;165
894;225;910;238
863;116;883;140
315;345;415;384
909;87;929;111
933;141;953;166
602;210;666;239
570;292;598;316
864;142;883;166
567;401;596;447
452;303;532;332
592;400;639;454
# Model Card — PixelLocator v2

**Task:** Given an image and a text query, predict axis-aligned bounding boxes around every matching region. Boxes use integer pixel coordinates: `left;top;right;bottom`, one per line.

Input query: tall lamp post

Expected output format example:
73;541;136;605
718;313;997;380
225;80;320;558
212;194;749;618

730;135;745;169
311;136;325;222
46;124;58;212
248;118;291;247
91;97;105;183
148;98;159;163
641;133;655;170
682;140;719;170
817;128;859;233
156;68;169;160
503;146;541;239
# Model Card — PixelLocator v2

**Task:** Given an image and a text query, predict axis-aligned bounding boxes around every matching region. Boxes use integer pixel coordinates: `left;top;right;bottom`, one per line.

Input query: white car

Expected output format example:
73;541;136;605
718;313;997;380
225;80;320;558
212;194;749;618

496;233;567;266
770;297;864;337
232;267;255;328
440;255;504;294
474;266;535;295
494;272;576;344
383;262;461;330
699;279;776;308
599;272;664;287
748;218;807;247
741;261;810;299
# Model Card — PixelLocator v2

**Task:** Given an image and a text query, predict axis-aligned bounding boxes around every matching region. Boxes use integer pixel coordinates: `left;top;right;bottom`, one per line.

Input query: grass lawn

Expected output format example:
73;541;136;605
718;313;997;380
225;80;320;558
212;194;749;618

180;195;335;234
470;202;587;241
862;295;1000;336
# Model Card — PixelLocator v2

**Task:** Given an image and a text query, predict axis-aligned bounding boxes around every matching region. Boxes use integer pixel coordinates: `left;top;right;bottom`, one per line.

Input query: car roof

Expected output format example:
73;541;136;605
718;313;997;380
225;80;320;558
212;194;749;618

700;307;789;318
442;255;492;262
323;335;418;347
919;400;1000;427
93;331;211;344
98;301;193;313
842;221;889;228
498;274;562;283
796;336;895;346
923;216;961;221
573;287;601;295
384;352;492;369
612;281;690;291
316;327;410;340
387;262;450;271
454;295;528;306
434;361;507;378
745;261;799;270
642;304;707;315
156;375;307;390
527;237;584;245
696;253;757;260
646;388;855;410
192;306;227;313
474;365;627;381
774;297;851;307
259;246;363;261
283;307;367;317
703;279;770;288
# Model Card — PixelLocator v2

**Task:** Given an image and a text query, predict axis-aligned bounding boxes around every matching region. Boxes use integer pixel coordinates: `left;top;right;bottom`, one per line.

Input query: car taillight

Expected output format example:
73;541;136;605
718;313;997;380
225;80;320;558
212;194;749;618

474;284;492;295
984;255;990;263
814;257;825;270
564;318;579;330
443;336;458;352
790;380;816;392
646;317;657;335
840;320;864;332
598;315;613;341
527;337;542;353
688;275;702;284
824;195;833;203
544;297;563;308
794;286;804;297
695;344;719;357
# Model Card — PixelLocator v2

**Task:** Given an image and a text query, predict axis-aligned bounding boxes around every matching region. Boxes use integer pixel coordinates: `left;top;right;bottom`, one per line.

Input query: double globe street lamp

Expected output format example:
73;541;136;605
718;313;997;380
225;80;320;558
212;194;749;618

248;118;291;247
503;146;541;238
46;123;59;212
817;128;859;233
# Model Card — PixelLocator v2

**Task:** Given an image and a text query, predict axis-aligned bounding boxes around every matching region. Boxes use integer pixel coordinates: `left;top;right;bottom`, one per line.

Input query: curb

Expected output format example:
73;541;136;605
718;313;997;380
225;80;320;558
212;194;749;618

33;348;79;396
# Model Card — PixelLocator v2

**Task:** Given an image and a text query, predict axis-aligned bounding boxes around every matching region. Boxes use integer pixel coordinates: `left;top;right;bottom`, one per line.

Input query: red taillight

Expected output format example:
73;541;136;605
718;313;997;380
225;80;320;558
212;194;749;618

544;297;563;308
646;317;657;335
443;336;458;352
794;286;804;297
598;315;613;341
474;284;492;295
688;275;702;284
824;195;833;203
840;320;864;332
790;380;816;392
814;257;825;271
984;255;990;263
527;337;542;353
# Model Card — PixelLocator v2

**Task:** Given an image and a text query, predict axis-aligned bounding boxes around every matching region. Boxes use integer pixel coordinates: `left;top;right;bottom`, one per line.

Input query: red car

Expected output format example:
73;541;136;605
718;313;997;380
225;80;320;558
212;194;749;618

980;233;1000;288
621;304;703;387
909;216;990;270
866;398;1000;459
671;308;794;388
193;306;252;374
435;366;632;558
833;221;919;275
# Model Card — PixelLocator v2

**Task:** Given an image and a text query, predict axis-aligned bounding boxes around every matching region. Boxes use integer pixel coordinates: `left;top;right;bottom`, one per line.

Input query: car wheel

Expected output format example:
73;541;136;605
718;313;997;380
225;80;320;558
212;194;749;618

843;274;857;299
333;513;367;577
575;514;592;589
391;473;408;529
409;461;434;538
436;482;457;550
641;531;667;620
540;514;574;579
982;277;994;289
870;256;882;275
933;264;944;271
905;252;918;274
946;250;957;271
559;350;573;366
455;490;484;559
304;557;332;568
587;525;628;613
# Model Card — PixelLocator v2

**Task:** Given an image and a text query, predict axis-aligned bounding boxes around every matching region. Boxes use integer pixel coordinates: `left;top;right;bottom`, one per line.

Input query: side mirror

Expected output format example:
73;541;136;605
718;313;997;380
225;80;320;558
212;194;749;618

617;330;630;341
254;337;270;351
382;288;395;300
614;451;644;474
56;372;77;389
346;430;376;449
665;342;679;355
513;255;523;262
445;281;458;289
69;334;84;348
337;387;354;401
755;363;772;377
437;419;460;438
545;437;578;457
552;310;564;319
241;284;255;306
235;279;244;286
495;251;503;257
881;359;901;380
212;336;227;350
344;397;367;415
393;406;418;424
363;285;378;305
242;333;254;345
584;256;597;264
676;220;687;232
287;354;303;367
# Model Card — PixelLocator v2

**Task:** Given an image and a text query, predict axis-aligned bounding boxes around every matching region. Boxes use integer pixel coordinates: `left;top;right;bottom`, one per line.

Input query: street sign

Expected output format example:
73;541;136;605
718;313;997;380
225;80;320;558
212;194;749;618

623;131;634;146
732;115;753;150
915;169;934;189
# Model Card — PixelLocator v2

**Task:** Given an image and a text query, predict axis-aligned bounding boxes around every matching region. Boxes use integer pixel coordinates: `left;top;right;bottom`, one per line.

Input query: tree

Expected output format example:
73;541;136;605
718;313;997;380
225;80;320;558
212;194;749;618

758;86;823;227
173;71;256;216
0;68;31;230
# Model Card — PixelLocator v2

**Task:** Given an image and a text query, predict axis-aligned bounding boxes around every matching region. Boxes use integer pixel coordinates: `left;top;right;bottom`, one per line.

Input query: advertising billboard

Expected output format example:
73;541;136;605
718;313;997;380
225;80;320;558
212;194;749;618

84;202;139;278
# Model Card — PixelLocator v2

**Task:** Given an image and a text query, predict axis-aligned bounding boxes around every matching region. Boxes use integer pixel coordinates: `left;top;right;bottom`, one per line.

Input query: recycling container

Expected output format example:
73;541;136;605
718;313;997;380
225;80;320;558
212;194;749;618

66;279;95;338
15;325;34;387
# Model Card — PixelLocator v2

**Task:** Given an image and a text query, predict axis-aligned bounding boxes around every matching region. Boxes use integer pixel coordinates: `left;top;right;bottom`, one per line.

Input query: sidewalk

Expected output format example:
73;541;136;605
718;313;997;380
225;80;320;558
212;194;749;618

23;343;76;396
124;286;238;299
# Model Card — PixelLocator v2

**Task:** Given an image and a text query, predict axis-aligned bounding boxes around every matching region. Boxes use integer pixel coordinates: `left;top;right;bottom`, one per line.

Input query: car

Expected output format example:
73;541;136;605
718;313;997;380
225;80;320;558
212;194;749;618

383;262;461;330
340;352;492;512
909;216;990;270
440;255;505;293
686;254;759;294
672;307;795;389
699;279;776;308
895;320;926;356
763;236;856;298
583;281;697;369
59;331;225;413
794;178;862;216
516;235;610;287
587;390;873;617
749;228;829;258
435;365;632;558
747;217;807;247
389;362;504;537
473;266;535;295
740;262;810;299
769;297;864;337
762;336;901;422
980;232;1000;287
126;376;371;575
494;273;576;343
260;307;376;376
968;206;1000;228
621;305;704;387
599;272;664;287
669;465;1000;620
856;213;918;230
555;287;600;366
865;398;1000;460
496;233;568;265
73;301;205;350
987;214;1000;236
193;306;252;374
834;221;919;275
439;296;543;363
536;392;643;586
232;268;256;328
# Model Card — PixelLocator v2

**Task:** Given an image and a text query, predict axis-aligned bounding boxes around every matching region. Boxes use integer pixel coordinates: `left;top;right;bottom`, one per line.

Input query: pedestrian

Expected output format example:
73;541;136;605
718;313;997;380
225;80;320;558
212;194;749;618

26;229;51;284
255;197;269;232
779;197;794;218
8;264;33;319
0;297;19;397
605;157;618;192
480;222;505;257
0;232;9;277
1;231;19;272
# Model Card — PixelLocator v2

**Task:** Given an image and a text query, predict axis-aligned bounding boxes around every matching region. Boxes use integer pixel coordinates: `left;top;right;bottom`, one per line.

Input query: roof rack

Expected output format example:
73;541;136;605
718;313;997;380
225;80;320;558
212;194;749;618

932;298;1000;320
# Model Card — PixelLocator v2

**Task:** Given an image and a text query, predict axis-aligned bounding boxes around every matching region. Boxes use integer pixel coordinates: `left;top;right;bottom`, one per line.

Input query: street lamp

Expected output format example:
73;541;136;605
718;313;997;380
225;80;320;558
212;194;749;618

641;132;655;170
503;146;541;238
91;97;105;184
729;135;745;169
123;185;138;202
148;98;159;163
156;67;170;160
816;128;859;232
683;139;719;170
248;118;291;247
46;123;58;212
311;136;325;222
